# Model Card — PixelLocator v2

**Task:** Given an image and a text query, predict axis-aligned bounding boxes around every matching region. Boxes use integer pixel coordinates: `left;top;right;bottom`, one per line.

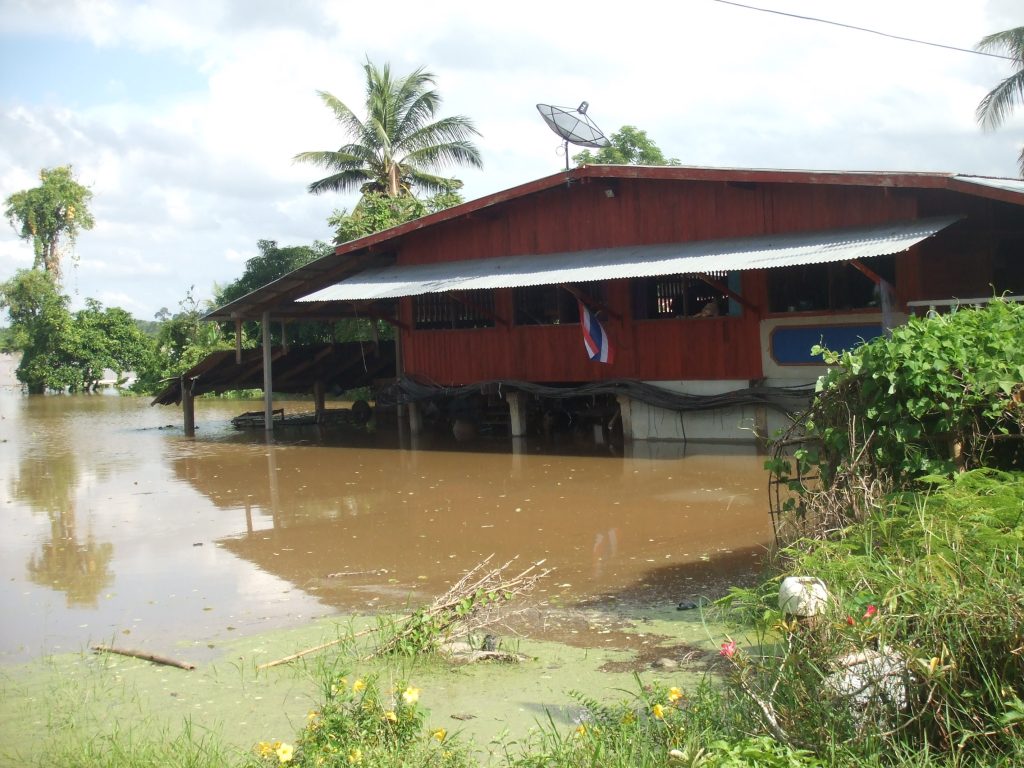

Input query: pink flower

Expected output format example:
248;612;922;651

846;616;855;626
719;640;737;658
863;605;878;619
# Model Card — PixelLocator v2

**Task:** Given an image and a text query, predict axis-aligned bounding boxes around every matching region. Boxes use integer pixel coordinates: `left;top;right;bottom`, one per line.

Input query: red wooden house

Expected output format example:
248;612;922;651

207;165;1024;443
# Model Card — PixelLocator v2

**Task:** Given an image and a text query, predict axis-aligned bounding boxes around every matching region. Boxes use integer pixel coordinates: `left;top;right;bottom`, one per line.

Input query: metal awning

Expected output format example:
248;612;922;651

297;216;959;303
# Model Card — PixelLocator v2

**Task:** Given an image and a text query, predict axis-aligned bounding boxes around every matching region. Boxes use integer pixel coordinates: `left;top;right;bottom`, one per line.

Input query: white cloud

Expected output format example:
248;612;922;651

1;0;1021;319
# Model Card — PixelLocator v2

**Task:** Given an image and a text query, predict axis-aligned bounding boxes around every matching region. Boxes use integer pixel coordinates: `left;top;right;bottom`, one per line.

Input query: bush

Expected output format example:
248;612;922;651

769;299;1024;537
723;470;1024;763
256;673;471;768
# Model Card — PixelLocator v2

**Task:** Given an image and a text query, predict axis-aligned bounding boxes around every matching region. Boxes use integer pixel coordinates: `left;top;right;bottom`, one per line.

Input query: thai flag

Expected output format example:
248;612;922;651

578;300;614;364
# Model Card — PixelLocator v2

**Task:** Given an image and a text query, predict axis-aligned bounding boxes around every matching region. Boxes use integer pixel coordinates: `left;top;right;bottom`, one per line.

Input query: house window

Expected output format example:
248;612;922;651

632;272;740;319
413;290;495;330
514;282;607;326
767;257;895;313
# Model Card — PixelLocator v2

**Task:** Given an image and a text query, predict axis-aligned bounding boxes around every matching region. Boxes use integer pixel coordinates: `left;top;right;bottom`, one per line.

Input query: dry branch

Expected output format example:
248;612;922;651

91;644;195;670
370;555;551;659
257;555;551;670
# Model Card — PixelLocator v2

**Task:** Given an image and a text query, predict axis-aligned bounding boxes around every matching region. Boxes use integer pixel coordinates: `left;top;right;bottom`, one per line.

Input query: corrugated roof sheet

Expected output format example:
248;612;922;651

953;175;1024;196
298;216;959;303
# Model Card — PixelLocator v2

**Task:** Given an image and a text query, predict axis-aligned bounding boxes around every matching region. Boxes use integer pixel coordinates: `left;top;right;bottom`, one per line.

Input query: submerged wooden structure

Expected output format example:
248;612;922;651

152;341;394;435
196;165;1024;443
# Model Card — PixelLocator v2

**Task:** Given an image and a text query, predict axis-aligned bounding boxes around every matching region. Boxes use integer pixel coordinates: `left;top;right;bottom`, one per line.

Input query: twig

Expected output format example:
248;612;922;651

257;556;551;670
91;644;195;671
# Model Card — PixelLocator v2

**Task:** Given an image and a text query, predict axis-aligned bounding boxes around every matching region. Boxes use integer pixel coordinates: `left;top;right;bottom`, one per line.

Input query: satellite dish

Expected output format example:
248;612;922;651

537;101;611;170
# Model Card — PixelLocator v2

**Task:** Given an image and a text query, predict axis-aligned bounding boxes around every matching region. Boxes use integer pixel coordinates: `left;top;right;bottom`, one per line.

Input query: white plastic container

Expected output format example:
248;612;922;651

778;576;829;617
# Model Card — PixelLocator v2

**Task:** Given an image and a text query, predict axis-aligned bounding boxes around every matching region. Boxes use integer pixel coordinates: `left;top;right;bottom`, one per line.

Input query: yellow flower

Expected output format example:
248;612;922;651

307;710;319;720
276;742;294;763
668;687;683;703
432;727;447;742
256;741;274;757
402;686;421;705
347;747;363;764
352;679;366;693
652;703;665;720
575;724;587;736
384;710;398;722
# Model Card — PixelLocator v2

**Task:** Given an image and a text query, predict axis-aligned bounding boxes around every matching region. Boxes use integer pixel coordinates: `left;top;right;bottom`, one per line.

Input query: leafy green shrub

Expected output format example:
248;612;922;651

811;299;1023;483
769;299;1024;537
723;470;1024;762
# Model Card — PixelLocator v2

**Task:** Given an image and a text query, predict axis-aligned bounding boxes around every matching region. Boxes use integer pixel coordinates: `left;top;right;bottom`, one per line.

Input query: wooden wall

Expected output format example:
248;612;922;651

400;179;919;266
393;178;1021;386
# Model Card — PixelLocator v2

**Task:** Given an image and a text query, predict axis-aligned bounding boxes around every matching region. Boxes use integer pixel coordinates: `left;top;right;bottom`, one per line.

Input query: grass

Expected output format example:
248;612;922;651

5;472;1021;766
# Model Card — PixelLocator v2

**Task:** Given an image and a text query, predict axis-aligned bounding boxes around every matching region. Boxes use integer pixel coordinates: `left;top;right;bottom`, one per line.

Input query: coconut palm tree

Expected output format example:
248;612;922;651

976;27;1024;176
295;61;482;197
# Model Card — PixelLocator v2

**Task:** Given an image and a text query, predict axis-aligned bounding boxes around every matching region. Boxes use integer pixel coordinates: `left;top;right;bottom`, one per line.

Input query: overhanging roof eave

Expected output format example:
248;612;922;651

297;216;961;304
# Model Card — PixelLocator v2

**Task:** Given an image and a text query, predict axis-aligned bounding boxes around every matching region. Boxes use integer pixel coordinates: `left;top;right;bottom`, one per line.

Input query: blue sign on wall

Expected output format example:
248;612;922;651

771;324;884;365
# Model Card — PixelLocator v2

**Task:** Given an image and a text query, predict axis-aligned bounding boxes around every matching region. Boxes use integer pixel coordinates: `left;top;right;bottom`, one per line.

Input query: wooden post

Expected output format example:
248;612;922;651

262;310;274;433
182;375;195;437
281;321;289;354
234;318;243;364
395;326;407;444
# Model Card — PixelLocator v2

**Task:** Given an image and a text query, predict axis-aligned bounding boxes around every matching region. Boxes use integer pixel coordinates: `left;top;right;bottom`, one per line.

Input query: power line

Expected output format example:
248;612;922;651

712;0;1015;61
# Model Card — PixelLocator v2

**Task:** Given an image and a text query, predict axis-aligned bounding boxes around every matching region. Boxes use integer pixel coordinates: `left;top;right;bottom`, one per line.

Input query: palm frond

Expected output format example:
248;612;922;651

976;71;1024;130
293;150;363;170
404;168;462;196
403;140;483;171
977;27;1024;60
317;91;364;138
976;27;1024;130
306;169;373;195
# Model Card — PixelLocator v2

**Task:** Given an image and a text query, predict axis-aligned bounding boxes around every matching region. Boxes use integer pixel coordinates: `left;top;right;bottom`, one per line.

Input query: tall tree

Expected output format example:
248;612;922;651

0;270;153;393
976;27;1024;176
295;61;482;198
4;166;95;283
573;125;680;167
0;269;79;392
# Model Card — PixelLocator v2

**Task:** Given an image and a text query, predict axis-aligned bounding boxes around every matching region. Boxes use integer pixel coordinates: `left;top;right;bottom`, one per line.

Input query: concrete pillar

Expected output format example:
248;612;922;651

616;395;634;443
506;391;528;437
754;405;769;454
408;401;423;435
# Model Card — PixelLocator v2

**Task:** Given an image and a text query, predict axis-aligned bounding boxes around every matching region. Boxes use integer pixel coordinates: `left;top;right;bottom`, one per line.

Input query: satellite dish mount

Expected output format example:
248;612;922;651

536;101;611;171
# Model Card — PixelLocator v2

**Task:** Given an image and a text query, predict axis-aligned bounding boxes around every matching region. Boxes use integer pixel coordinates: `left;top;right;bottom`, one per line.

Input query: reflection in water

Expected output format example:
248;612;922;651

0;390;773;664
11;450;114;607
26;507;114;608
10;448;79;517
172;436;772;613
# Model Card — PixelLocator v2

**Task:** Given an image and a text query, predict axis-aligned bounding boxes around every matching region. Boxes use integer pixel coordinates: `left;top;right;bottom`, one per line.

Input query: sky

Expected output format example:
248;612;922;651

0;0;1022;321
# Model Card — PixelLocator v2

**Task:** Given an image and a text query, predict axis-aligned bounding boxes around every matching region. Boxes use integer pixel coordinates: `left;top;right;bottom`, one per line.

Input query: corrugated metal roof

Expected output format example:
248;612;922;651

953;175;1024;196
298;216;959;303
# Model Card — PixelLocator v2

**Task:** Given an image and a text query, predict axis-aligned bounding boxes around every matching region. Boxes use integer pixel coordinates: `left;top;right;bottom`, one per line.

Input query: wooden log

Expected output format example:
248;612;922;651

91;644;195;670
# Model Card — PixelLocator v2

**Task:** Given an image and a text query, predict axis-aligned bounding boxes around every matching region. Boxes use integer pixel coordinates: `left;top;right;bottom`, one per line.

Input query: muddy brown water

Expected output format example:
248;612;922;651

0;365;773;665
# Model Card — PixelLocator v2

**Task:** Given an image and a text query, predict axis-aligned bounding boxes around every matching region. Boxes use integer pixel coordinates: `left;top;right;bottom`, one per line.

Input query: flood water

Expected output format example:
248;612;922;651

0;361;773;665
